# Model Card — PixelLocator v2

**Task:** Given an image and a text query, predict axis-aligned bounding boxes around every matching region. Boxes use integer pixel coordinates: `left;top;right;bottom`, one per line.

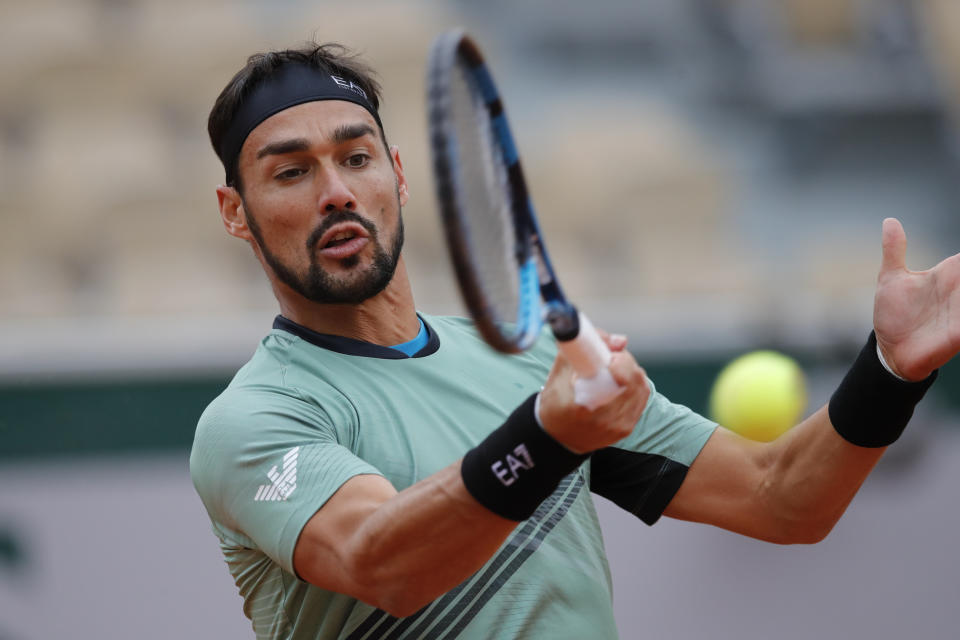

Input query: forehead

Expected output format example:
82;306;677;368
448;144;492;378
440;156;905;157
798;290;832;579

241;100;379;158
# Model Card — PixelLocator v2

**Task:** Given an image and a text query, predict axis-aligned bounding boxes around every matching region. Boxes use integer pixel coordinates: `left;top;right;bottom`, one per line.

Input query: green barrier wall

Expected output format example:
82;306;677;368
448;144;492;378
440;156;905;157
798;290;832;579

1;357;956;460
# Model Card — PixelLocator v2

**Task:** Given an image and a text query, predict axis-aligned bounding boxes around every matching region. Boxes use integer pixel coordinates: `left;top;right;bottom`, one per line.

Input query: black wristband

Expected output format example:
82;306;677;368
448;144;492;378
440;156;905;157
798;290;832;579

461;393;590;521
828;332;938;448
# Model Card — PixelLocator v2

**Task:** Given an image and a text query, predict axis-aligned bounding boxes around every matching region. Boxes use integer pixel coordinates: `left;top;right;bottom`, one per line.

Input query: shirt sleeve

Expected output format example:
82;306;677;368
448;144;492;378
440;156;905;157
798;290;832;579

590;379;717;525
190;387;383;575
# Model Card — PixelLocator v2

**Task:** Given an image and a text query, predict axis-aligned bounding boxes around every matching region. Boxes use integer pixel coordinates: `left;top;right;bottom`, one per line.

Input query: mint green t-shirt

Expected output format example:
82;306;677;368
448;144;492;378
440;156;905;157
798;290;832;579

190;314;716;639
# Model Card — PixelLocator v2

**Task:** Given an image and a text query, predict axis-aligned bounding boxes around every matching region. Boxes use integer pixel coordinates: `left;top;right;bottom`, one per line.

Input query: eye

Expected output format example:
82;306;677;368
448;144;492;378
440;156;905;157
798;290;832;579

274;167;306;181
345;153;370;168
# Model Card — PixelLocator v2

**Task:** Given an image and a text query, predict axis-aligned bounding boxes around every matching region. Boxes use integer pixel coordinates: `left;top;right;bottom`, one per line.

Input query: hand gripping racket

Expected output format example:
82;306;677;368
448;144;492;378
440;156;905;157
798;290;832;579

427;30;621;410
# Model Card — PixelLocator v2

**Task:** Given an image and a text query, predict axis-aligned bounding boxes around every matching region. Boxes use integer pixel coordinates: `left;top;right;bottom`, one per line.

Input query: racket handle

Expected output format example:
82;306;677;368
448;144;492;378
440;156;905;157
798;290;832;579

557;312;623;411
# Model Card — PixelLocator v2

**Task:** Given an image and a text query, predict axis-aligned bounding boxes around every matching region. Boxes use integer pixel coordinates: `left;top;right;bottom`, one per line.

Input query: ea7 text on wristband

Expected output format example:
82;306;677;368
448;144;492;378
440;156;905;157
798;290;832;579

461;394;590;521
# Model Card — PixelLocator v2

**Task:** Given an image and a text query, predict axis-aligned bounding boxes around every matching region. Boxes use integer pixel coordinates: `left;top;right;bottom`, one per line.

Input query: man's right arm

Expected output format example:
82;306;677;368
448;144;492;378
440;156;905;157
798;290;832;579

293;341;649;617
293;463;514;617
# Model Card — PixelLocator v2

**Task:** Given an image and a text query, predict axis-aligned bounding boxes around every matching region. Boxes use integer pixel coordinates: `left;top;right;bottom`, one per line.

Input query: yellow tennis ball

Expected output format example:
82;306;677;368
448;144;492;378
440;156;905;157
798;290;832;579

709;350;807;442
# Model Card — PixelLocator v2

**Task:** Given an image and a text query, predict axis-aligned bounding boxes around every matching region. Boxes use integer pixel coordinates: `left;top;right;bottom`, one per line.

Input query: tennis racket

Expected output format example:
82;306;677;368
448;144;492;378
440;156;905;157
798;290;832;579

427;30;621;410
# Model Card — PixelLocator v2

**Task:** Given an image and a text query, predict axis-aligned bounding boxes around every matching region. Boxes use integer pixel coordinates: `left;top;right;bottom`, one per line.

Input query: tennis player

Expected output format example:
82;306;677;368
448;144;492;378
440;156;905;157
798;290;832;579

190;43;959;640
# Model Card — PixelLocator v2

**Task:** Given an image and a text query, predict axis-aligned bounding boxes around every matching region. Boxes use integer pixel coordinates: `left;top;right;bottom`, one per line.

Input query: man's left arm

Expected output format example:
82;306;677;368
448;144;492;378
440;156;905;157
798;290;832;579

665;218;960;543
664;408;886;543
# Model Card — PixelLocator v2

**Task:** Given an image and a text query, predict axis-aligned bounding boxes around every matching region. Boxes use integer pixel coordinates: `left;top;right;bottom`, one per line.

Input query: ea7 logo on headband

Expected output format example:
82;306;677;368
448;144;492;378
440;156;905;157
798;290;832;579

330;75;369;101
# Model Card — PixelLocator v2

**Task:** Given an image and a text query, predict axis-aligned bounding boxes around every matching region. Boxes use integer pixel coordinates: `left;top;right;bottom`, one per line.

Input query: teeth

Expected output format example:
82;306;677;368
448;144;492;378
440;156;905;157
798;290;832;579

324;230;357;248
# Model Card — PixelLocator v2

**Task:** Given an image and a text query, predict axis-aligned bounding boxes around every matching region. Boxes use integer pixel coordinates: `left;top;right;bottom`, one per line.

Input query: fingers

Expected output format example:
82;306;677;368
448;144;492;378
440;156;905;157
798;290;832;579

539;346;649;453
594;327;628;352
607;350;646;389
881;217;907;274
545;344;573;380
606;333;627;352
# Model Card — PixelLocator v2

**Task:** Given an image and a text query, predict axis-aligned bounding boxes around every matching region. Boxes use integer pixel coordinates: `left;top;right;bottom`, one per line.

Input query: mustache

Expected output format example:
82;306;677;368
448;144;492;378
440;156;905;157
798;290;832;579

306;209;379;252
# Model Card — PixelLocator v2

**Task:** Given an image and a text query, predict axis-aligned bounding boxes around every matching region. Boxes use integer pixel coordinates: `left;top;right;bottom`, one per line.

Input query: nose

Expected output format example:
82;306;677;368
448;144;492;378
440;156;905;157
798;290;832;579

317;166;357;213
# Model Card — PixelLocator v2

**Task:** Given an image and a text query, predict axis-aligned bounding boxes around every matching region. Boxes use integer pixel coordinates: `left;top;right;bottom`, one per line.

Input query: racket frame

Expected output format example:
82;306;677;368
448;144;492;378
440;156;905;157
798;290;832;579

428;30;580;354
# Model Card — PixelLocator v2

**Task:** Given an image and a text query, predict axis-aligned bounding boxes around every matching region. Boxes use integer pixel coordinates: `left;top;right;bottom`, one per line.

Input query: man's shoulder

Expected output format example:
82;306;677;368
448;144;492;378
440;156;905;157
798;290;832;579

221;328;348;394
193;332;346;442
192;377;302;455
205;334;301;409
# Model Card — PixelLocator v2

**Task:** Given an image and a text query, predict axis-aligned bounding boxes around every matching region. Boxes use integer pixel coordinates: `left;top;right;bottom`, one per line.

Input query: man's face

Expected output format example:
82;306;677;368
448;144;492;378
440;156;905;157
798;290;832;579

232;100;409;304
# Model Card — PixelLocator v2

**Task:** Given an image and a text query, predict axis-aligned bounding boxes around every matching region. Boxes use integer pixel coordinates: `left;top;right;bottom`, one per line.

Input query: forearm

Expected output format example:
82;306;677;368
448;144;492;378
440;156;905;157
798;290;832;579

297;461;516;617
763;331;940;539
346;462;516;615
759;404;886;542
670;334;937;543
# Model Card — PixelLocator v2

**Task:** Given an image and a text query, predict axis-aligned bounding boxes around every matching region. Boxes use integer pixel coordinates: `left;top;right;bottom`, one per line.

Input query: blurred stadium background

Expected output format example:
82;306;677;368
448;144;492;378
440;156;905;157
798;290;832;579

2;0;959;638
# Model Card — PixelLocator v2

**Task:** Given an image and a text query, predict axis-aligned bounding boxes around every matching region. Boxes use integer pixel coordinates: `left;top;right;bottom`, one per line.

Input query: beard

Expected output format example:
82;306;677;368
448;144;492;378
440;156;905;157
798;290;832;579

245;201;405;305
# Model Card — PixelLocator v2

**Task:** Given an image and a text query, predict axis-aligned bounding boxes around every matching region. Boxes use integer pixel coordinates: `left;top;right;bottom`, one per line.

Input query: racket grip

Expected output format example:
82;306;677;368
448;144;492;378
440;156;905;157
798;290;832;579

557;312;623;410
573;369;622;411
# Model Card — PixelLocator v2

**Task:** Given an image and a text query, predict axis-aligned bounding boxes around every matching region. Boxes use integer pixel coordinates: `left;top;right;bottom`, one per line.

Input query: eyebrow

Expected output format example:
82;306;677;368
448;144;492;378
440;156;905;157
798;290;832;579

256;137;310;160
331;122;377;145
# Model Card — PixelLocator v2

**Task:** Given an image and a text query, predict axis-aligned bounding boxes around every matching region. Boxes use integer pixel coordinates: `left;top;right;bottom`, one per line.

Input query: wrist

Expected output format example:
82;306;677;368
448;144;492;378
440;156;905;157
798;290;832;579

829;331;938;448
875;341;908;381
461;394;590;521
533;391;585;454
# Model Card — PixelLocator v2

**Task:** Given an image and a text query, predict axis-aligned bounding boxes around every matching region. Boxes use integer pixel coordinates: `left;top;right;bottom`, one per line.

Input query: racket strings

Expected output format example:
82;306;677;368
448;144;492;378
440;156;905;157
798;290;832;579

448;59;524;334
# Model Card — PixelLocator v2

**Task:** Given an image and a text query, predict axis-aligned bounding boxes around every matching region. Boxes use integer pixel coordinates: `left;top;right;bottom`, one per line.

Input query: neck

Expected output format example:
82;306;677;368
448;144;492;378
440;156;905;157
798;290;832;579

273;258;420;346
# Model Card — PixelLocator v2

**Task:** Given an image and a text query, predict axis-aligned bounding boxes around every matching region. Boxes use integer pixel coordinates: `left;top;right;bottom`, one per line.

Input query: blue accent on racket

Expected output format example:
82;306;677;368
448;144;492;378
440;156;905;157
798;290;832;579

491;115;519;166
472;64;499;105
517;257;543;337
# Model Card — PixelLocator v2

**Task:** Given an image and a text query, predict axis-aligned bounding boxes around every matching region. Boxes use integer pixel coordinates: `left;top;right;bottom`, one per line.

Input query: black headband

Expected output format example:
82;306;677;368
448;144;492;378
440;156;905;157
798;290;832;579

219;63;383;185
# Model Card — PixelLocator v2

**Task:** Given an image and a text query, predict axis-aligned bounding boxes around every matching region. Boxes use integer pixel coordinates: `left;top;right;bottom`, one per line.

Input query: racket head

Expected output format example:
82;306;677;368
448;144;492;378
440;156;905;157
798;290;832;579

427;30;544;353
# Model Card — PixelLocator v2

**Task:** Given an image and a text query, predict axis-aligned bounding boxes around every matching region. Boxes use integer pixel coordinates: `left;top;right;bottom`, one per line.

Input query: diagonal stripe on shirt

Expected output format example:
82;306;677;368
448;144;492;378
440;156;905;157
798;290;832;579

431;475;583;640
343;471;585;640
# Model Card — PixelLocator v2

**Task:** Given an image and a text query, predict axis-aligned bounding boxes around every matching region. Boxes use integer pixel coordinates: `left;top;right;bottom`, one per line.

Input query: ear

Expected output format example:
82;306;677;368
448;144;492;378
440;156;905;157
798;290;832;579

390;145;410;207
216;185;252;241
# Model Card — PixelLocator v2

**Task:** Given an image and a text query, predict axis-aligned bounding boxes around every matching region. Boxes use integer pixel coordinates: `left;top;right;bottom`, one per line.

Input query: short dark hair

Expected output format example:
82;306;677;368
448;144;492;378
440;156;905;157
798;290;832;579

208;42;384;189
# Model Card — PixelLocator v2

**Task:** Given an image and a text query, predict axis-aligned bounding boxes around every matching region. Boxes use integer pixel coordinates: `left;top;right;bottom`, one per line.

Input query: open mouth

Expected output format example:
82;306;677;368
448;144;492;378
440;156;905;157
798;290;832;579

324;230;358;248
316;223;370;259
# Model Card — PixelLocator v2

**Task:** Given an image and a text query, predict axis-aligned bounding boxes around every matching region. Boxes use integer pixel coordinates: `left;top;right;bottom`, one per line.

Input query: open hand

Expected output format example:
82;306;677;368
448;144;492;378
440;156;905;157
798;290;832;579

874;218;960;380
